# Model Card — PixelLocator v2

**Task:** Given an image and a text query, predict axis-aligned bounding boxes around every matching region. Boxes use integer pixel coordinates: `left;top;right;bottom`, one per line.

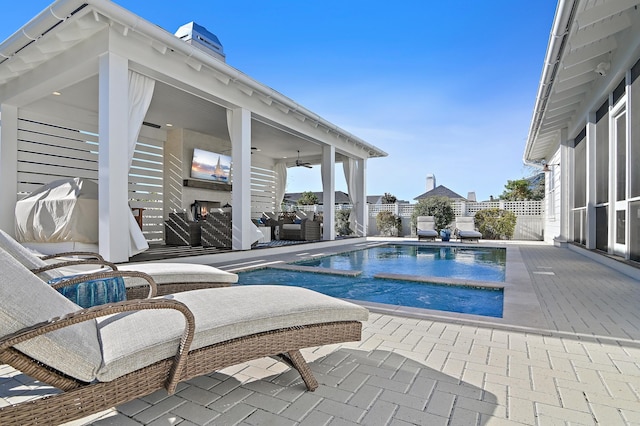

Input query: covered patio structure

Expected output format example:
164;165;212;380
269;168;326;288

0;0;387;262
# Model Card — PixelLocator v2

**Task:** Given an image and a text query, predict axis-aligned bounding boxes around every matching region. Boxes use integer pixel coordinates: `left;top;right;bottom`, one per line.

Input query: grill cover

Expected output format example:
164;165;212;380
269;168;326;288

15;177;98;244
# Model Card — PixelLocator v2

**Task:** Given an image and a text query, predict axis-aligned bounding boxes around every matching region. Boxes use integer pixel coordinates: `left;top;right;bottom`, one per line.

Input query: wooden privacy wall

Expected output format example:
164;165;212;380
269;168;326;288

16;112;165;242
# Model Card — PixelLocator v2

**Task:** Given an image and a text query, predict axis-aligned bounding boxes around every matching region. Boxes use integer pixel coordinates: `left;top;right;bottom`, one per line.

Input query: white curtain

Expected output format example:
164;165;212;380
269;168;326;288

343;158;358;233
274;162;287;212
226;109;233;141
127;70;156;256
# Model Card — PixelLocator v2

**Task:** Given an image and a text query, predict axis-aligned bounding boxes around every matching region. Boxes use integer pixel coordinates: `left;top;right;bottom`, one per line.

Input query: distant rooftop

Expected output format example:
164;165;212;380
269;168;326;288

414;185;465;201
284;191;351;205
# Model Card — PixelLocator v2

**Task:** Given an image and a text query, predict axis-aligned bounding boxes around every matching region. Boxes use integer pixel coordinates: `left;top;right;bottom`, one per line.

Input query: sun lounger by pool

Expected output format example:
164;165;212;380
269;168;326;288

0;246;368;425
416;216;439;241
454;216;483;242
0;229;237;298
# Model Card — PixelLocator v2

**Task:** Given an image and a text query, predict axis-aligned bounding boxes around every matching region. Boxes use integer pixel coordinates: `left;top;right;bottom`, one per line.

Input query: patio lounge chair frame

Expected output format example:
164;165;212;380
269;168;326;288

0;285;362;426
0;229;237;298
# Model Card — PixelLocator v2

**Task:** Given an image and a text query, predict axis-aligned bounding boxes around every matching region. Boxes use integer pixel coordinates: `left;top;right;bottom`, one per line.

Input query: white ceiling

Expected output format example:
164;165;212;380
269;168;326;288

27;75;326;166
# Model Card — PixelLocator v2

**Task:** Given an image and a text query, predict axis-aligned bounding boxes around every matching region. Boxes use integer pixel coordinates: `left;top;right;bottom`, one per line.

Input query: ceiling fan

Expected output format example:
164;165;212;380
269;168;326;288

295;150;312;168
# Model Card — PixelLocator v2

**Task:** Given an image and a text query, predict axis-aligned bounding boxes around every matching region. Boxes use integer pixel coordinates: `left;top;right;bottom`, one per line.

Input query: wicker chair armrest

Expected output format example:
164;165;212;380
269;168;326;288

40;251;105;262
0;298;195;394
31;259;119;275
50;270;157;299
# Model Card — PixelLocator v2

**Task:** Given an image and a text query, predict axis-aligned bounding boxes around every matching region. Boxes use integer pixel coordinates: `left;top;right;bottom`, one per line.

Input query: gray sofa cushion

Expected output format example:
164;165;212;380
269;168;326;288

0;248;101;382
96;285;368;382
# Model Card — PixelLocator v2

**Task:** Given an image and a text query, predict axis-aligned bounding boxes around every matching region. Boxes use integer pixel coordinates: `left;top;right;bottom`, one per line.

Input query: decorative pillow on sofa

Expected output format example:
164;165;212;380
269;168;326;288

48;275;127;308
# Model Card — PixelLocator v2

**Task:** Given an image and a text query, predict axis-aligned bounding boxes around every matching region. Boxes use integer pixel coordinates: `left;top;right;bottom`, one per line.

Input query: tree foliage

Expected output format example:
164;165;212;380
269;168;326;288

500;177;544;201
381;192;397;204
474;208;517;240
376;210;402;236
297;191;318;205
411;197;454;232
335;209;353;236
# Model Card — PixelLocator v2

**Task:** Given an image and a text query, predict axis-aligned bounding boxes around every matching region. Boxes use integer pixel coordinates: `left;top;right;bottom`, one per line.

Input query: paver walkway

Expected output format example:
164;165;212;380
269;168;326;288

1;243;639;425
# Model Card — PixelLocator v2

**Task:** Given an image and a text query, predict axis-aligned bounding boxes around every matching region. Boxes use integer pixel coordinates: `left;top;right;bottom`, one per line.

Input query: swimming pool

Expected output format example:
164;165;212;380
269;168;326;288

236;244;505;318
297;244;506;282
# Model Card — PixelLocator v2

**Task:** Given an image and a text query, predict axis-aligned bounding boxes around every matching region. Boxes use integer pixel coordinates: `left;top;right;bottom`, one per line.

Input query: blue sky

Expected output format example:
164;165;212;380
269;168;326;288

0;1;558;202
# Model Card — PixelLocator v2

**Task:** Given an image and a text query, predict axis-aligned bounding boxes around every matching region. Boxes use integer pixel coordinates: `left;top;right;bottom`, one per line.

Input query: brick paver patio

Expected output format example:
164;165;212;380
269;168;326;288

1;242;639;425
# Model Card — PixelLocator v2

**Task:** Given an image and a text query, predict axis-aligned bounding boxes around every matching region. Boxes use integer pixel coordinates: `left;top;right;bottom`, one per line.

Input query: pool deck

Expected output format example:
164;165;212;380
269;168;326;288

2;239;640;425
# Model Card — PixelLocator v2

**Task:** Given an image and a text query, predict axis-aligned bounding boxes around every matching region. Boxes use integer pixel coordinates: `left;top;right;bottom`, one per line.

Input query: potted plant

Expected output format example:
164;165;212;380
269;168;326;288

440;228;451;242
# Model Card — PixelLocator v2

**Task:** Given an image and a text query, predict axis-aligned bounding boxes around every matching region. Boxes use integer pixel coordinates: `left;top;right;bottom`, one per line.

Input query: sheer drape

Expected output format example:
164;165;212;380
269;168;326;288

275;162;287;212
343;158;358;233
127;70;156;256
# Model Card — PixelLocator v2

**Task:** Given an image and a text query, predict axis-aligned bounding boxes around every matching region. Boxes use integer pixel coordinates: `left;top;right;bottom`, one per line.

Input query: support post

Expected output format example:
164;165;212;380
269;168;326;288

321;145;335;240
98;52;130;262
0;104;18;235
230;108;252;250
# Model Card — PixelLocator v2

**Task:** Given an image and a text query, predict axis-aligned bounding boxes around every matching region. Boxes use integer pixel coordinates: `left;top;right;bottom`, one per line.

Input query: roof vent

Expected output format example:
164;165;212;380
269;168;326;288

174;22;225;62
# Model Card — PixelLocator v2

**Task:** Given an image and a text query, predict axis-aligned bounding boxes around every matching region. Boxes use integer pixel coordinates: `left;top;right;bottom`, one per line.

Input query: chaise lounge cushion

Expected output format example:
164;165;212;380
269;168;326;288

455;217;482;240
118;262;238;285
96;285;368;382
0;248;102;382
0;229;238;286
416;216;438;240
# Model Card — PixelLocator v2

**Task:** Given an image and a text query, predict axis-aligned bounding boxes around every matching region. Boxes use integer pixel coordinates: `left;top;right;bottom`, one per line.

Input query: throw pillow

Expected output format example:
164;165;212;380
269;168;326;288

48;275;127;308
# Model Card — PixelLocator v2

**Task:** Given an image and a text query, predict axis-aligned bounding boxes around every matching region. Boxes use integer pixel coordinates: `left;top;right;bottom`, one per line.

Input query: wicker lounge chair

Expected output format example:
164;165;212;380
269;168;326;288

0;246;368;425
454;216;483;242
416;216;439;241
0;229;237;298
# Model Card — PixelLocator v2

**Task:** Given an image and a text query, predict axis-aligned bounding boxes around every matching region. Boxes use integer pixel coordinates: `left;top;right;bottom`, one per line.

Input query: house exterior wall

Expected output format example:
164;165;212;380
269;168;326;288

561;58;640;261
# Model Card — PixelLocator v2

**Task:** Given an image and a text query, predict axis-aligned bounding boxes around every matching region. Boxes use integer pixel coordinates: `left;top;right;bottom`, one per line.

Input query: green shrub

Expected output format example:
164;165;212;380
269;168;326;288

335;209;353;236
411;197;454;232
474;208;517;240
297;191;318;205
376;211;402;236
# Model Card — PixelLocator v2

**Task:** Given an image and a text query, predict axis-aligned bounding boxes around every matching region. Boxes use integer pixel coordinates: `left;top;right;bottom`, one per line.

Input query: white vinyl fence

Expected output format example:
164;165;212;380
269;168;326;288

296;200;544;241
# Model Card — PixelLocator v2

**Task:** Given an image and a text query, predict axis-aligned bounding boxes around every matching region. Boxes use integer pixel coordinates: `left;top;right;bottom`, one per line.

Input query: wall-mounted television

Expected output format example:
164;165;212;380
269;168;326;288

190;148;231;183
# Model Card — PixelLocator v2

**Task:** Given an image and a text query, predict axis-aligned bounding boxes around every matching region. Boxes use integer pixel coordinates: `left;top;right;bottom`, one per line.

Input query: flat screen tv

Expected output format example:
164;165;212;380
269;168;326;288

190;148;231;183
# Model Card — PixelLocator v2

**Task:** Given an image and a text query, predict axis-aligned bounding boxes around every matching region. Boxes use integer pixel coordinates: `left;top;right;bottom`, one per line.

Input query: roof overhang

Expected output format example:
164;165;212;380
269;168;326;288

523;0;640;165
0;0;388;164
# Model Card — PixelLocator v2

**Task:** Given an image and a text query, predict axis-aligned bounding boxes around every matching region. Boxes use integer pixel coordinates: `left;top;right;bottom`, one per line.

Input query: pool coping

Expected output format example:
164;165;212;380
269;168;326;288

209;239;550;335
372;272;505;290
268;263;363;277
350;245;549;334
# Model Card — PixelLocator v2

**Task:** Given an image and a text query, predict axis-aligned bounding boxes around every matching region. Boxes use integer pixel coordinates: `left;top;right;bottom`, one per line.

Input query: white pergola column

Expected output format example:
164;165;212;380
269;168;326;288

229;107;252;250
356;158;367;236
0;104;18;235
559;128;571;242
585;113;597;249
321;145;335;240
98;52;130;262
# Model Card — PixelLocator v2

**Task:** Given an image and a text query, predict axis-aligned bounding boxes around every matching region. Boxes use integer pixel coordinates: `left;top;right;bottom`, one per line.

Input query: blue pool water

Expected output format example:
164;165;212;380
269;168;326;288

297;244;506;282
236;245;505;317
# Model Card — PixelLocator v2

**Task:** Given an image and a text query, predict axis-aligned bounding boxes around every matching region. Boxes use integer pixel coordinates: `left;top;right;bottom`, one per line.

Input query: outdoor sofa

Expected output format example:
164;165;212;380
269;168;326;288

279;211;322;241
0;246;368;425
